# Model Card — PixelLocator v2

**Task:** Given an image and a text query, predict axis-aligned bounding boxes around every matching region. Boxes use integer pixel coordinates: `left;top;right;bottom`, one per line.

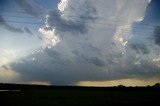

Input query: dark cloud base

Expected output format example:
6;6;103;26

11;47;160;85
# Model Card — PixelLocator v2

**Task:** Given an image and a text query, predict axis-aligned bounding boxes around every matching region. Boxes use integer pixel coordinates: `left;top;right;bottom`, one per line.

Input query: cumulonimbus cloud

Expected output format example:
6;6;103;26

11;0;160;85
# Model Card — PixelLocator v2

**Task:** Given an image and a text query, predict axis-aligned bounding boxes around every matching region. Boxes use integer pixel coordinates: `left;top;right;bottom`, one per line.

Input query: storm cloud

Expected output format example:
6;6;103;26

43;1;97;34
9;0;160;85
130;43;150;54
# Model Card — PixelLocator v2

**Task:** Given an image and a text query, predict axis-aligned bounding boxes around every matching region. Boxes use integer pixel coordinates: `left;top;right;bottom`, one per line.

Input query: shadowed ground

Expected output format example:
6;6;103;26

0;83;160;106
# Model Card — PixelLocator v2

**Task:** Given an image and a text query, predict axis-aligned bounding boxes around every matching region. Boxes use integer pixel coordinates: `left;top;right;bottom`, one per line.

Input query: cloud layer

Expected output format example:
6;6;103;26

9;0;160;85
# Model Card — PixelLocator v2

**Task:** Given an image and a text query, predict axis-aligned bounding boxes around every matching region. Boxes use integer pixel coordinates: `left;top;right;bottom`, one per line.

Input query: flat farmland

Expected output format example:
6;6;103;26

0;85;160;106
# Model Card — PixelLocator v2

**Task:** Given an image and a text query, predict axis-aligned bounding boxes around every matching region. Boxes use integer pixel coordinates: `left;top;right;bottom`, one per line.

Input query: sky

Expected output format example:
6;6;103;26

0;0;160;86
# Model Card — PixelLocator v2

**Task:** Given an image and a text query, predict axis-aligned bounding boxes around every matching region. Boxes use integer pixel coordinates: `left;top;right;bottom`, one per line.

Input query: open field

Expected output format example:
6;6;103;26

0;84;160;106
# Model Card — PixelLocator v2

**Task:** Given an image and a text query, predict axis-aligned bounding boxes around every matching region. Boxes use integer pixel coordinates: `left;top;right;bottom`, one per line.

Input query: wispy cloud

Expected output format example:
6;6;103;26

14;0;46;18
24;27;33;35
0;15;24;33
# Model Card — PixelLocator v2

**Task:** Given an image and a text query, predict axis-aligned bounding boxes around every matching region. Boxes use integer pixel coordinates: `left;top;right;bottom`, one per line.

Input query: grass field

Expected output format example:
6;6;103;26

0;84;160;106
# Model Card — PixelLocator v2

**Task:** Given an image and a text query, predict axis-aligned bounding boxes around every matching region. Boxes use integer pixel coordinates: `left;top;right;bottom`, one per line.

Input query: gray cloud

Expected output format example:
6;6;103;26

0;15;36;35
24;27;33;35
89;57;106;67
47;10;88;33
153;26;160;45
130;43;150;54
0;0;46;34
0;15;24;33
37;35;43;40
72;50;105;67
11;47;160;85
45;1;97;34
14;0;45;18
117;58;159;76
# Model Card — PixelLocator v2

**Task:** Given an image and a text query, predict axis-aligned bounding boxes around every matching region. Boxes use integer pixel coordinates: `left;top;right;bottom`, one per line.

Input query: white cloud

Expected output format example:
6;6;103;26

0;49;24;83
135;17;144;22
0;65;20;82
58;0;68;12
39;27;60;49
0;49;17;66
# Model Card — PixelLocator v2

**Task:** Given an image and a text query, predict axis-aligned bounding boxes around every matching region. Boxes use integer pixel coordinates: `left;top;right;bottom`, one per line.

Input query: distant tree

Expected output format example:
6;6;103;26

117;85;125;88
153;83;160;87
147;85;151;87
